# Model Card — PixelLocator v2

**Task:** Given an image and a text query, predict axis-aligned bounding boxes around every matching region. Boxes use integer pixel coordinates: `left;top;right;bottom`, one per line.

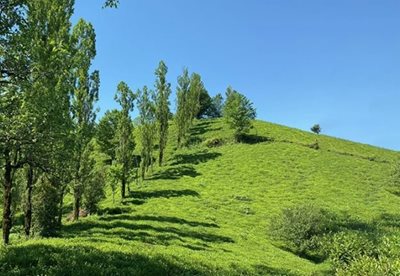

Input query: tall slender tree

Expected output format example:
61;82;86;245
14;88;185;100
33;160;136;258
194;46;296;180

137;86;156;179
70;19;100;220
114;81;136;199
175;68;191;147
154;61;171;166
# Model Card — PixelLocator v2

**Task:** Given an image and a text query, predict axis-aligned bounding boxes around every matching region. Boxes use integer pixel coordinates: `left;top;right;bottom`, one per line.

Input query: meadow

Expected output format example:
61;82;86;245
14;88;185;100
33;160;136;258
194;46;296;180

1;118;399;275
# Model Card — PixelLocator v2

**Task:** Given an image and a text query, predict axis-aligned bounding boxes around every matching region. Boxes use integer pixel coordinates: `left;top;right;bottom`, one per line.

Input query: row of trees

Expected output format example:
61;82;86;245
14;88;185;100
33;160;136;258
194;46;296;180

0;0;257;245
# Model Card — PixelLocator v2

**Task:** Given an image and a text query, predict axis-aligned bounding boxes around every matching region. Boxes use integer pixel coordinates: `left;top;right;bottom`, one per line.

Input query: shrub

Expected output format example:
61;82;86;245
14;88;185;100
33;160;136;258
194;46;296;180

323;231;376;268
269;204;334;255
336;256;400;276
204;137;224;148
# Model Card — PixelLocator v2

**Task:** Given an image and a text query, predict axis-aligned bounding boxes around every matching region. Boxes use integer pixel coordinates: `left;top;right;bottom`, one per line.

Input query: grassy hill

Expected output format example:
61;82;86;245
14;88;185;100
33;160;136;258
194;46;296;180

1;118;399;275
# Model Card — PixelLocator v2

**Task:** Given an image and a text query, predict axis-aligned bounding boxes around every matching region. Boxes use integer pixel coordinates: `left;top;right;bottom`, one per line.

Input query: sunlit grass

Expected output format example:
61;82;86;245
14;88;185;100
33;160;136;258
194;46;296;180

1;118;399;275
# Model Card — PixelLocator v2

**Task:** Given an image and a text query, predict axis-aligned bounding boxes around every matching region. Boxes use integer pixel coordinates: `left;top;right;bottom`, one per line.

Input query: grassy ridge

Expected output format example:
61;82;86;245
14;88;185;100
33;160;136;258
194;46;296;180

1;118;399;275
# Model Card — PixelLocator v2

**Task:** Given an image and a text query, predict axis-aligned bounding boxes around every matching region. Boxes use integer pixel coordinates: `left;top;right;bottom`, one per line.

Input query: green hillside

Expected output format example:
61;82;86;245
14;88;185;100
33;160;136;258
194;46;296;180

1;118;399;275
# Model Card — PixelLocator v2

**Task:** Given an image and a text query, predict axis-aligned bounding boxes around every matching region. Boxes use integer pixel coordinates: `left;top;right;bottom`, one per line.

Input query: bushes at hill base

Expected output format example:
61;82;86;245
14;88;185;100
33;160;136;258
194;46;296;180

269;204;335;256
336;256;400;276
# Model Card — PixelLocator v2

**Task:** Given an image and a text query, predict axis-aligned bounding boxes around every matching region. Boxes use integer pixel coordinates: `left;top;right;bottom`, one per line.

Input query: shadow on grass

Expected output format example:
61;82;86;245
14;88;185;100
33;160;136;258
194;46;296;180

239;134;274;145
0;243;225;275
97;206;133;216
252;264;299;276
129;189;200;200
171;151;222;166
378;213;400;228
63;219;233;245
149;165;200;180
99;214;219;228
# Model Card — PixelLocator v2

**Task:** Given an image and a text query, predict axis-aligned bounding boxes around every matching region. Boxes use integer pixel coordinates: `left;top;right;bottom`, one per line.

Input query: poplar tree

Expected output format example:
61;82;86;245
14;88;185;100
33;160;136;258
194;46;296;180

114;81;136;198
71;19;100;220
137;86;156;179
154;61;171;166
188;73;204;122
175;68;191;147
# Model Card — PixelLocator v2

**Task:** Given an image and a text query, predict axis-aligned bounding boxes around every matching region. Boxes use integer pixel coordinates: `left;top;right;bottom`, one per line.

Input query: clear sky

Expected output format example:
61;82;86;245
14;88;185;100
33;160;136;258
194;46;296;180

72;0;400;150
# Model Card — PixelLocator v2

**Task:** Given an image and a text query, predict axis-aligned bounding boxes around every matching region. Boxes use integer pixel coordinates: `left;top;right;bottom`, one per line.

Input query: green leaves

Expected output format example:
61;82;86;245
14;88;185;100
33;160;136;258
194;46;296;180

223;87;256;141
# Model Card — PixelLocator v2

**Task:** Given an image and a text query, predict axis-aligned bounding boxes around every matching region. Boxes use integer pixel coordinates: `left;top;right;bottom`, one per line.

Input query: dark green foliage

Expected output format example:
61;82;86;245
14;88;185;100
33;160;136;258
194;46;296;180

96;109;120;162
269;204;334;255
223;87;256;142
207;93;224;118
204;137;225;148
311;124;321;135
32;177;60;237
197;89;213;119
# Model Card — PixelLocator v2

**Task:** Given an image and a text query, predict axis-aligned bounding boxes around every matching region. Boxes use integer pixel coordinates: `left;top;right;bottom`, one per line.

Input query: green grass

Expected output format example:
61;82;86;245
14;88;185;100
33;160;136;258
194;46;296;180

1;118;399;275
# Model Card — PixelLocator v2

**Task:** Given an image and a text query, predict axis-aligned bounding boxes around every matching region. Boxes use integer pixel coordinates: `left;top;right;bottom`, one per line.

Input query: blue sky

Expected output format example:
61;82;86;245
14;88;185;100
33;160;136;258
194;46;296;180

72;0;400;150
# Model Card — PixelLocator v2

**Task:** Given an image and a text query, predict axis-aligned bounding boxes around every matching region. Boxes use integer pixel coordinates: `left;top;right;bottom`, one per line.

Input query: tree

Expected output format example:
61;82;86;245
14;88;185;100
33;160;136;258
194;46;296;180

114;81;136;199
1;0;75;243
223;87;256;142
137;86;156;179
70;19;99;220
154;61;171;166
97;109;120;163
196;89;212;119
207;93;224;118
311;124;321;135
80;139;106;214
175;68;191;147
188;72;204;122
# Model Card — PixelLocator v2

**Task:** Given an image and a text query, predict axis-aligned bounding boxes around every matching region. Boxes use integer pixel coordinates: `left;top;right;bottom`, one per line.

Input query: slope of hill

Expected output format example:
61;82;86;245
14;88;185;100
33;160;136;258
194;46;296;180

1;119;399;275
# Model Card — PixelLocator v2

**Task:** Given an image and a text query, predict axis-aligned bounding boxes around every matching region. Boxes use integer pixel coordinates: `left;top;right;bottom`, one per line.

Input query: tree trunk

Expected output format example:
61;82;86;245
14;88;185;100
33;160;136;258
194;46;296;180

121;176;126;199
2;150;12;245
58;187;65;226
24;165;33;238
73;184;80;221
159;147;164;167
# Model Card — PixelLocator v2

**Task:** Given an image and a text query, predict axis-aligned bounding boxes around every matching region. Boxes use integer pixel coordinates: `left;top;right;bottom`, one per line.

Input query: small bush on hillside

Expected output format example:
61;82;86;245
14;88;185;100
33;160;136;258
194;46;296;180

269;204;334;255
204;137;224;148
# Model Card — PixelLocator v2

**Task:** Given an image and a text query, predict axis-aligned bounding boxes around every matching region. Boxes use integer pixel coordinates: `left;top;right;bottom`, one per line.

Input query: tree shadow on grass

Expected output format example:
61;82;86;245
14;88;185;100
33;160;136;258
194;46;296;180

377;213;400;228
129;189;200;200
238;134;274;145
99;214;219;228
148;165;200;180
0;243;223;275
63;220;234;245
171;151;222;166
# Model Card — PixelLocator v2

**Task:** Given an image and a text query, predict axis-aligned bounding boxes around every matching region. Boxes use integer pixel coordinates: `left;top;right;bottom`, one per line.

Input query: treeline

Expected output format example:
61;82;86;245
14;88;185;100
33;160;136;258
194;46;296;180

0;1;256;245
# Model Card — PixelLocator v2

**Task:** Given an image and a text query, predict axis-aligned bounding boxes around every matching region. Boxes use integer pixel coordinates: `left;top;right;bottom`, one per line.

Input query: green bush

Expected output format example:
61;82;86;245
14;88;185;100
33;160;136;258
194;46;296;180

269;204;334;255
336;256;400;276
204;137;224;148
323;231;376;268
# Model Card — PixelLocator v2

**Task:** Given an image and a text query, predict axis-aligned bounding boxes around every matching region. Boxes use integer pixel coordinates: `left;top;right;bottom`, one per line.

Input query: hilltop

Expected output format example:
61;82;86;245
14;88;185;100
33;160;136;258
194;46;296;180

1;118;399;275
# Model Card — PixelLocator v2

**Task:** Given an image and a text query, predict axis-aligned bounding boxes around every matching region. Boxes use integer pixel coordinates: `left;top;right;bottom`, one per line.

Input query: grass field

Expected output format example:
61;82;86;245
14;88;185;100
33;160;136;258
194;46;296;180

1;118;399;275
